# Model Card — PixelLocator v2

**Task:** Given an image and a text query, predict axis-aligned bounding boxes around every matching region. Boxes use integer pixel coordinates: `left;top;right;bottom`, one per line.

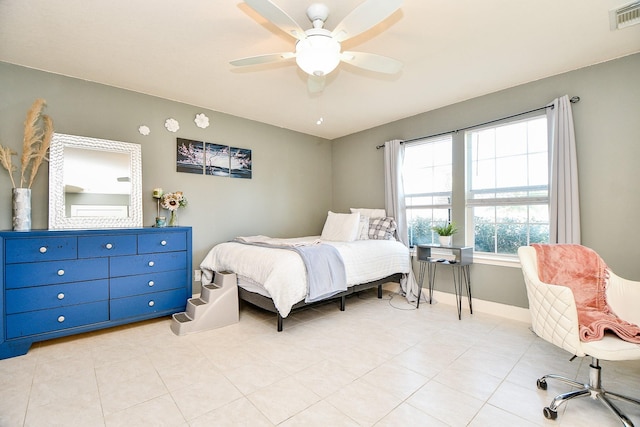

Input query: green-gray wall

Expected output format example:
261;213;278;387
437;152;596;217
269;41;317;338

0;62;333;294
2;54;638;307
332;53;640;308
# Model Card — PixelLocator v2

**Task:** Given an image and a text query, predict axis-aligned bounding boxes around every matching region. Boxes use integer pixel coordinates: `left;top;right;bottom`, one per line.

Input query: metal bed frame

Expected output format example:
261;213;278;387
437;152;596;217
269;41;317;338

237;273;403;331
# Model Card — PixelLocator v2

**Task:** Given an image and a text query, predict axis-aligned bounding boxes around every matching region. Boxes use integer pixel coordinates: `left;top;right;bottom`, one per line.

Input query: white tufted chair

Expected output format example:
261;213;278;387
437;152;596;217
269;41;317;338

518;245;640;427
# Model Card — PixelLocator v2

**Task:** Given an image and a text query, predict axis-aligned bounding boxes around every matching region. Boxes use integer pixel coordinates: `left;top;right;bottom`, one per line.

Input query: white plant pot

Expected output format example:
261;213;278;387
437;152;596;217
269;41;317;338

438;235;452;246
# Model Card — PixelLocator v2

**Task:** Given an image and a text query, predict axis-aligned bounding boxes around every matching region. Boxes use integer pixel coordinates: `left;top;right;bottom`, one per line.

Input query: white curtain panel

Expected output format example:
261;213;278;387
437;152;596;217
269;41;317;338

548;95;581;244
383;139;407;245
383;139;420;302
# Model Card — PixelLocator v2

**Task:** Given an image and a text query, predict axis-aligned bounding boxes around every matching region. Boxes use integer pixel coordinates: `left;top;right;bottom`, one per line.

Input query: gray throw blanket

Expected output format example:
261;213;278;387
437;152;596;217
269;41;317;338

233;238;347;303
295;244;347;303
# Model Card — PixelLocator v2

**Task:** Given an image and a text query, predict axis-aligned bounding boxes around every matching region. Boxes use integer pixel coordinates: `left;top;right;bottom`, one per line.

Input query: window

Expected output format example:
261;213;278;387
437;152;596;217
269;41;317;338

403;135;453;246
465;116;549;255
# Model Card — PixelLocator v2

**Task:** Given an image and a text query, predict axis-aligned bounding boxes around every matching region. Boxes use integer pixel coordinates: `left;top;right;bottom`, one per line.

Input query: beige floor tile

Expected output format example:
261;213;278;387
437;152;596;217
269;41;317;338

1;293;639;427
468;403;541;427
104;394;186;427
170;372;243;420
360;362;429;400
406;380;485;426
224;358;290;394
293;359;360;398
247;376;320;424
375;402;450;426
326;378;403;425
280;400;359;426
188;397;272;427
99;370;168;415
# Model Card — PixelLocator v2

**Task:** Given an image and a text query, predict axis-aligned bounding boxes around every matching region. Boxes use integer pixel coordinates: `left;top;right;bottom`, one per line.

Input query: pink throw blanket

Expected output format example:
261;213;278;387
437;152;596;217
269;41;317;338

532;244;640;343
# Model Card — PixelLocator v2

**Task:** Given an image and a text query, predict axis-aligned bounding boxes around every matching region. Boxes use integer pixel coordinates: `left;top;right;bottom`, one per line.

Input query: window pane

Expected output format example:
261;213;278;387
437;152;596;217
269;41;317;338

470;159;495;191
496;155;527;188
466;115;549;256
496;122;527;157
404;135;453;246
496;223;528;254
407;208;452;246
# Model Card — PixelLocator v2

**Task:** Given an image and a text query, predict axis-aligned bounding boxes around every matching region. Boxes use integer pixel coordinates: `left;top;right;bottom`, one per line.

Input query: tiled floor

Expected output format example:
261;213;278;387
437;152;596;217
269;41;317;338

1;286;639;426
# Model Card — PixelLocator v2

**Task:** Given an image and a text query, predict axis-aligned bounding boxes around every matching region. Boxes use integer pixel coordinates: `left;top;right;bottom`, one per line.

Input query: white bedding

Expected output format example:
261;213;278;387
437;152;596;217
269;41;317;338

199;236;412;318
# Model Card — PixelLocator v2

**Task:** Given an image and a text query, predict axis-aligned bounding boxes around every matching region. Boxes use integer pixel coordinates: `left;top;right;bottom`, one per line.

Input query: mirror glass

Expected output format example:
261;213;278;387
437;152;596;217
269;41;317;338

49;133;143;229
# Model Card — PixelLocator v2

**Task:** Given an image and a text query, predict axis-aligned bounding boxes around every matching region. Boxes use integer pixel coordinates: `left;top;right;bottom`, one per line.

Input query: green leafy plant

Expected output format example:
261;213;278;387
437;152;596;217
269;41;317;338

431;221;458;236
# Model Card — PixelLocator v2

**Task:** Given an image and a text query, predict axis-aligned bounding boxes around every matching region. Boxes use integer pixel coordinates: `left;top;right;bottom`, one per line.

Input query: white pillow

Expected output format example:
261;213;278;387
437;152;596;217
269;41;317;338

356;215;370;240
321;211;360;242
350;207;386;219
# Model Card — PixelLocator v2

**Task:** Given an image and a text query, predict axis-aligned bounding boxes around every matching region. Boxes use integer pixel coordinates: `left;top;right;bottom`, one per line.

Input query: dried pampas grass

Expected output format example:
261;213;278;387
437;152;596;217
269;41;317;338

0;98;54;189
0;145;17;188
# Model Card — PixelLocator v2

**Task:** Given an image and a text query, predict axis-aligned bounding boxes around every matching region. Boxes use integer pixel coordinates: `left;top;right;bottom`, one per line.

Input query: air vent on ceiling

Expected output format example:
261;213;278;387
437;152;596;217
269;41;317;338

610;1;640;30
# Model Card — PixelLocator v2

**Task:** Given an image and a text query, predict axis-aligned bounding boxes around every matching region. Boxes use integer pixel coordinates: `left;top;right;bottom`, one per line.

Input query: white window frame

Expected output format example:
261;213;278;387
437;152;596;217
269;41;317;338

403;134;453;247
464;115;549;260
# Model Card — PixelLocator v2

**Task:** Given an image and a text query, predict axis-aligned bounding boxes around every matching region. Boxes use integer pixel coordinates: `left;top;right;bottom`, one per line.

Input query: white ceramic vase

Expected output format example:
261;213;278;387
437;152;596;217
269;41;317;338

12;188;32;231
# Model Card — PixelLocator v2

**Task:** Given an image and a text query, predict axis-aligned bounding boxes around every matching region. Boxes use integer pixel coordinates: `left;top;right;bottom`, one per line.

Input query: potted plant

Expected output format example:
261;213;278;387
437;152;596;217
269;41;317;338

432;221;458;246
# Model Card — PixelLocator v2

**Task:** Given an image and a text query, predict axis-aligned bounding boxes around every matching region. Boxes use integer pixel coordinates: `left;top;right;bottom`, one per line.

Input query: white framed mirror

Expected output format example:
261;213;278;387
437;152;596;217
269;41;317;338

48;133;143;229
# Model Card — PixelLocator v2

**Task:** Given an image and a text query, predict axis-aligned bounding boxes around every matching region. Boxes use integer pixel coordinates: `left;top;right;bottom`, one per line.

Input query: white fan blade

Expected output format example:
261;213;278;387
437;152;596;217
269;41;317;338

245;0;306;41
307;75;326;93
340;51;403;74
331;0;403;42
230;52;295;67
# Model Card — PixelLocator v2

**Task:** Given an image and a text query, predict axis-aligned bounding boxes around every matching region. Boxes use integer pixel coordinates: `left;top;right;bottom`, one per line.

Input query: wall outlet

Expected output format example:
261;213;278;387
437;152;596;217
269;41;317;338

194;269;202;281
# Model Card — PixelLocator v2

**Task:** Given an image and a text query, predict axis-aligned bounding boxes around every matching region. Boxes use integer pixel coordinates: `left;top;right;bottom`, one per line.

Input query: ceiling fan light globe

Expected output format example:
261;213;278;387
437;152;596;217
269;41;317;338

295;35;341;77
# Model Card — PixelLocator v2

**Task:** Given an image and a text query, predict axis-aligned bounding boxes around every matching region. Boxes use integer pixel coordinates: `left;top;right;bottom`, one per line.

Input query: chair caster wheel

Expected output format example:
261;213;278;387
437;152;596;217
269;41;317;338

543;407;557;420
536;379;547;390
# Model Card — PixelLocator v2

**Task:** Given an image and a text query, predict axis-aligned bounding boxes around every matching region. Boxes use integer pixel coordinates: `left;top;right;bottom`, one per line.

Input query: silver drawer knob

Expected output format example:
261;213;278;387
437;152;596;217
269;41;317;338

57;315;65;323
57;293;65;300
105;243;113;249
148;300;155;307
161;240;167;246
57;269;65;276
148;281;154;287
39;246;47;254
148;261;155;267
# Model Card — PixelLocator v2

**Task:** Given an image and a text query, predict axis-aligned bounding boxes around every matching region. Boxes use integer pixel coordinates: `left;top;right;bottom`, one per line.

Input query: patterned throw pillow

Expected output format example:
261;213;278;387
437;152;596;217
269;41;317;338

356;215;370;240
368;217;397;240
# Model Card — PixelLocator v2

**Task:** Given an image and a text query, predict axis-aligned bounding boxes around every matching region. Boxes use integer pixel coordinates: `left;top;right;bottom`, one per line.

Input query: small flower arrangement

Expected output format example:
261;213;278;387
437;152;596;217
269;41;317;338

161;191;187;226
161;191;187;211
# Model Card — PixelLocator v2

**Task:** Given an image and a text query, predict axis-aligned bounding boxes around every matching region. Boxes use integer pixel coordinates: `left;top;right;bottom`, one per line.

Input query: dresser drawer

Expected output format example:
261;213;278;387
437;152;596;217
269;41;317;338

110;269;188;298
110;251;187;277
5;237;77;264
138;231;187;254
78;234;137;258
5;280;109;314
6;301;109;339
110;288;187;320
5;258;109;289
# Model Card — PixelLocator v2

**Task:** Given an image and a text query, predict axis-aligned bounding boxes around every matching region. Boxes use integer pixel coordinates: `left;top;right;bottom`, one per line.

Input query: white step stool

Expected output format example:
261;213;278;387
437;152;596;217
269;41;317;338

170;271;239;335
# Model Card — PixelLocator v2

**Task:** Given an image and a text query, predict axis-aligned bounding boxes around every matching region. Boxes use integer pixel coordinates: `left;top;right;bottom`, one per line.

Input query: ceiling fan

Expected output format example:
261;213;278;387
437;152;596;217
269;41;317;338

231;0;403;92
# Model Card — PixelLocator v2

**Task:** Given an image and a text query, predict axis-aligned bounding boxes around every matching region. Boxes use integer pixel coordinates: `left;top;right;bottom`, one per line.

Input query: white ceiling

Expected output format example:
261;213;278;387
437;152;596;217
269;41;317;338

1;0;639;140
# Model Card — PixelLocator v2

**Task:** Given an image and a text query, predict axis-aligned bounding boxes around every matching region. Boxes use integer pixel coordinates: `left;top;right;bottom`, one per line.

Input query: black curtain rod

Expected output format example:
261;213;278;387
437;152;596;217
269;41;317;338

376;96;580;149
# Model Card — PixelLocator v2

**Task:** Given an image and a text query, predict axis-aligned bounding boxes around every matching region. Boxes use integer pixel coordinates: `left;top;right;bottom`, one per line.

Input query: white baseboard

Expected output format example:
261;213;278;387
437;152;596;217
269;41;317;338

427;290;531;323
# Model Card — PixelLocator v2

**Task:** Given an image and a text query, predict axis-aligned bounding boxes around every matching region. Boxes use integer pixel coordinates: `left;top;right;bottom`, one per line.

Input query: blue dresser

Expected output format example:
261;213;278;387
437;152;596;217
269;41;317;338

0;227;192;359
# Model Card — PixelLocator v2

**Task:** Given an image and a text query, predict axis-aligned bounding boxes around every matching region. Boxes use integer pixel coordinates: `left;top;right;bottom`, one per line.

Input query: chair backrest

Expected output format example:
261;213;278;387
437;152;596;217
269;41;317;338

518;246;585;356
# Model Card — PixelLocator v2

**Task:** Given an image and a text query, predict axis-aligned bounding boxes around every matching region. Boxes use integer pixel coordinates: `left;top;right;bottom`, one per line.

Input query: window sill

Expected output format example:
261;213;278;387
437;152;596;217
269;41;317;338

472;253;521;268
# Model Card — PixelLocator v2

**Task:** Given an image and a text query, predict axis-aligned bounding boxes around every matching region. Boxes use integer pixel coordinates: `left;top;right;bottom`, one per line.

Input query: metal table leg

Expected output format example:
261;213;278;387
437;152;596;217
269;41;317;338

417;260;427;308
428;262;436;304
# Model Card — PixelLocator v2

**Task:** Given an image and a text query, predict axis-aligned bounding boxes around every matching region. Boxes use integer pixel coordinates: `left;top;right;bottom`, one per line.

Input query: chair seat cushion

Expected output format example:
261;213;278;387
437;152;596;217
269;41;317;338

582;334;640;361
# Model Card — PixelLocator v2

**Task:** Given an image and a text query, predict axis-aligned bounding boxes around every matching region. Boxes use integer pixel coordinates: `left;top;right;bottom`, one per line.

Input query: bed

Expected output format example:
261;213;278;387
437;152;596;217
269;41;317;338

199;210;416;330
